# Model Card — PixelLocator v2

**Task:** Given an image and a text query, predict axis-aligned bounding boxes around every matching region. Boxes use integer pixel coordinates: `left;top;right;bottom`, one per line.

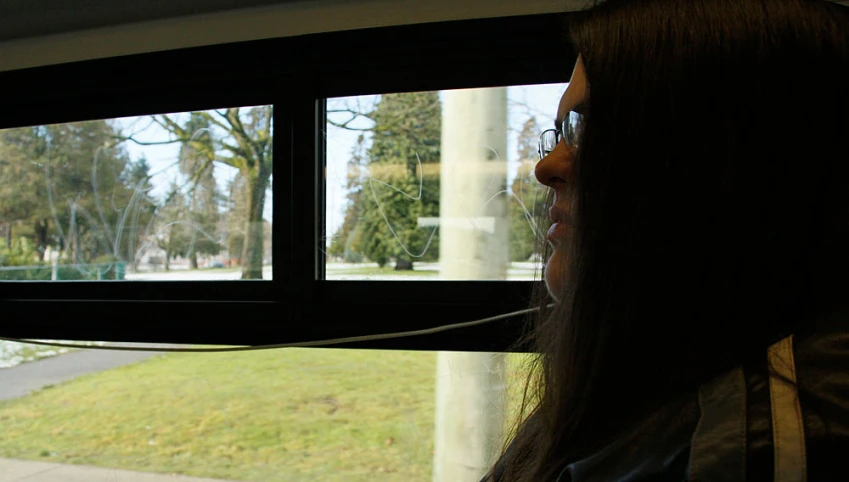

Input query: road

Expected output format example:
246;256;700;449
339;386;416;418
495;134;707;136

124;263;539;281
125;266;272;281
0;457;237;481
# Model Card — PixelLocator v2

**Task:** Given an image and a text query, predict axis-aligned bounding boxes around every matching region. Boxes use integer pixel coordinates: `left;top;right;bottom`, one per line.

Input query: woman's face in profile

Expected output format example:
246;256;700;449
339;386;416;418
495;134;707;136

535;57;588;300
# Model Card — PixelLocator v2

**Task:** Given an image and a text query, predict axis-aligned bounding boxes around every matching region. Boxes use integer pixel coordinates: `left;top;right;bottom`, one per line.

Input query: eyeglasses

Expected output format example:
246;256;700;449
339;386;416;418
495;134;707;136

538;111;584;160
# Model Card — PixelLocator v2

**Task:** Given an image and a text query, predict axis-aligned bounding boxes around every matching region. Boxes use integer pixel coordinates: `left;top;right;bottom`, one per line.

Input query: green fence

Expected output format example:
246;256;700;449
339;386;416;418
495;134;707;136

0;262;127;281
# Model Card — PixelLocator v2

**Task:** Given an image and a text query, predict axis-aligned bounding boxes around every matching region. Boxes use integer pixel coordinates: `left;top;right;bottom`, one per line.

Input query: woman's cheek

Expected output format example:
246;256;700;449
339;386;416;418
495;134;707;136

545;249;568;301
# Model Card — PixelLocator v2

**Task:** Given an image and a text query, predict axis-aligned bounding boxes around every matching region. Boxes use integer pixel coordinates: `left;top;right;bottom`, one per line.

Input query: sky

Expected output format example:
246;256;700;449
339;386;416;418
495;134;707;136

111;82;568;239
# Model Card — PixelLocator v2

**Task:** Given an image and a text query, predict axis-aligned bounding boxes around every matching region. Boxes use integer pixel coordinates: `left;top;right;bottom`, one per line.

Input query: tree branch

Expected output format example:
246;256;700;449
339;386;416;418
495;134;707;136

327;117;372;131
153;115;188;139
214;155;246;171
218;109;259;170
116;134;182;147
199;111;234;133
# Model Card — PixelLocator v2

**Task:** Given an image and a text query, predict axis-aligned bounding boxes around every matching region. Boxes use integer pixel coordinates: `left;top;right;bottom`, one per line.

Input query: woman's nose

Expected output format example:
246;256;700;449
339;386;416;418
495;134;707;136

534;141;573;188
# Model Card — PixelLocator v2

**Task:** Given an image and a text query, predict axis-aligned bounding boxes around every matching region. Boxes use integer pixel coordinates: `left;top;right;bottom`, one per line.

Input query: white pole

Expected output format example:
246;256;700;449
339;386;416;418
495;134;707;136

433;87;509;482
50;249;59;281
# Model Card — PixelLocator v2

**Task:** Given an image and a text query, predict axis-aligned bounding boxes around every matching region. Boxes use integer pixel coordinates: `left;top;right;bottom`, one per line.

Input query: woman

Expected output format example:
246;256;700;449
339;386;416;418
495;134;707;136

487;0;849;480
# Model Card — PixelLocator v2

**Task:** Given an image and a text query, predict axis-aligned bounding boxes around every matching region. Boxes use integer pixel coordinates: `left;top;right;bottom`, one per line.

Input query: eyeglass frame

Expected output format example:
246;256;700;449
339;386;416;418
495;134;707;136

538;111;584;160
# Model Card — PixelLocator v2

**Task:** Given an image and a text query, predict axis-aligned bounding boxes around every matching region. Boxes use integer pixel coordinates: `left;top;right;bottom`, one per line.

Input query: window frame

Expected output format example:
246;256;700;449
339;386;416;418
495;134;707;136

0;13;574;351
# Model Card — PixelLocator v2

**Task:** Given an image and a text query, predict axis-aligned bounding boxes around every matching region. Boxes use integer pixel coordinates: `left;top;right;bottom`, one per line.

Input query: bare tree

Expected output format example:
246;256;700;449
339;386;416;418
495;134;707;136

124;107;272;279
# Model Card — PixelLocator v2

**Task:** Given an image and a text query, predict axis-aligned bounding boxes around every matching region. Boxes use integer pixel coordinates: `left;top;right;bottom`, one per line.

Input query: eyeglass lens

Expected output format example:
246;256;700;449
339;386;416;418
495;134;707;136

539;111;583;159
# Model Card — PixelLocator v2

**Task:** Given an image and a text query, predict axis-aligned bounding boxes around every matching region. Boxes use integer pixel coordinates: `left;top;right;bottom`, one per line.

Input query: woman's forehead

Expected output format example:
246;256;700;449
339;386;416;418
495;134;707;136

558;56;589;120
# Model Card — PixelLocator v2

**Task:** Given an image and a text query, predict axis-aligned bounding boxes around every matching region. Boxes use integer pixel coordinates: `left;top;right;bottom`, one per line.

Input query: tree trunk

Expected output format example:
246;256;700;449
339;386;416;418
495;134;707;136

241;171;269;280
34;218;49;261
394;257;413;270
190;252;198;269
70;225;80;264
4;222;10;249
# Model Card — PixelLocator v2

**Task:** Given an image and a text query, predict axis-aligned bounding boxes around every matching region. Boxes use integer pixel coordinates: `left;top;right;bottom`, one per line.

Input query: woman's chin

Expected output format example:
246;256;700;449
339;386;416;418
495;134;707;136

544;250;567;301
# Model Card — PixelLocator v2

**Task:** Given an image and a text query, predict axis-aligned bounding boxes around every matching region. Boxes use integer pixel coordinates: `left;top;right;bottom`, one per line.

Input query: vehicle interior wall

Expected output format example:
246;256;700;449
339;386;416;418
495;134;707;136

0;0;584;73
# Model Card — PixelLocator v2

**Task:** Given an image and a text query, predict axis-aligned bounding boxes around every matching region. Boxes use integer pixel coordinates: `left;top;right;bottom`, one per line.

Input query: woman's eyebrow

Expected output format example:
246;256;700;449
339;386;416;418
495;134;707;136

555;103;584;128
554;109;570;128
573;102;585;114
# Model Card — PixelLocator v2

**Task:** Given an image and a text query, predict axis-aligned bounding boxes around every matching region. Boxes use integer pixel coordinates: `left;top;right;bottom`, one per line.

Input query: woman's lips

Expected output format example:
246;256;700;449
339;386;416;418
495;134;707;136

548;205;569;243
547;222;568;242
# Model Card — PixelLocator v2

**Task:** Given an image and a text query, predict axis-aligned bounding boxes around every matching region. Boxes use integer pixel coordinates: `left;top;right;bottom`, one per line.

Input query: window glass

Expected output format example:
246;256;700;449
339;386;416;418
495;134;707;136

0;106;273;281
324;84;566;281
0;341;534;482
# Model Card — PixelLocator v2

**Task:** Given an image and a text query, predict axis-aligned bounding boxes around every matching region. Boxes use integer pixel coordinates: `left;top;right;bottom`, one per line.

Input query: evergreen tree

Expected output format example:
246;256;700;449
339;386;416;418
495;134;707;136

335;92;441;270
0;121;136;264
155;180;191;271
178;113;222;269
0;127;44;252
120;156;157;271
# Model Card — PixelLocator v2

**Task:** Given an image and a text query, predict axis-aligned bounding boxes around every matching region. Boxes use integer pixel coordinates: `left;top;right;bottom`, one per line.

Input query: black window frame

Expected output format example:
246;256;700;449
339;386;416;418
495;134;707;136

0;13;575;352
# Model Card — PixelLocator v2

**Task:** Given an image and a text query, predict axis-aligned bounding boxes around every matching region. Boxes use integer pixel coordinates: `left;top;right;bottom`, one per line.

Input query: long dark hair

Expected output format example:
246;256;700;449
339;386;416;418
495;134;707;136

493;0;849;480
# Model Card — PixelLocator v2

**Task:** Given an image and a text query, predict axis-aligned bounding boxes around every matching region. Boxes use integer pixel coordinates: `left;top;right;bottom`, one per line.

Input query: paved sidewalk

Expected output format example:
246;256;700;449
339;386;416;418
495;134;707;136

0;348;164;401
0;457;237;482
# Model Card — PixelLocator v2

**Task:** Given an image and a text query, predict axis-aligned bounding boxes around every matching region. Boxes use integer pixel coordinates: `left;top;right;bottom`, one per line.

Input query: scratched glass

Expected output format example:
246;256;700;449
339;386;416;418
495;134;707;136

0;106;273;281
324;84;567;281
0;342;531;481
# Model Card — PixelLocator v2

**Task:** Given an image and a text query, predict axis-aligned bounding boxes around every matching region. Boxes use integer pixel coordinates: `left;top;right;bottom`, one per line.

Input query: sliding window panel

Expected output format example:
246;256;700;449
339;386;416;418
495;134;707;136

0;107;273;282
0;102;288;344
303;15;575;351
324;84;566;282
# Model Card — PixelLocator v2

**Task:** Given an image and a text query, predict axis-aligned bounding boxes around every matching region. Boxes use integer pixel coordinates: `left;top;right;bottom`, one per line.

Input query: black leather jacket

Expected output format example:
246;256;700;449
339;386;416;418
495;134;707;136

490;325;849;481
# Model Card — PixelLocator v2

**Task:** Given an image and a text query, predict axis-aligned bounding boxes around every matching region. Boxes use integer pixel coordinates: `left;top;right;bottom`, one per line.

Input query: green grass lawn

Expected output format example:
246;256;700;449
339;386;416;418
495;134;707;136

0;349;534;481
